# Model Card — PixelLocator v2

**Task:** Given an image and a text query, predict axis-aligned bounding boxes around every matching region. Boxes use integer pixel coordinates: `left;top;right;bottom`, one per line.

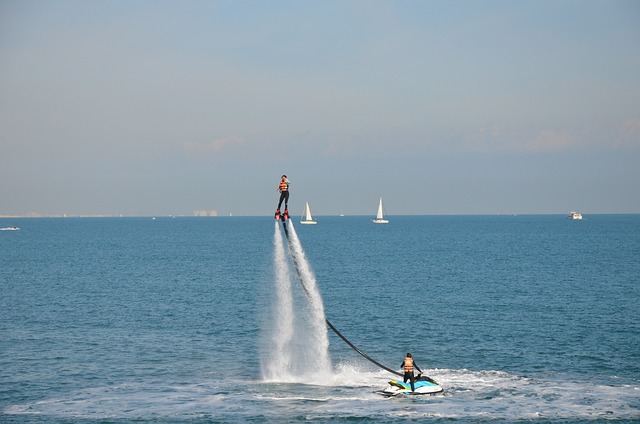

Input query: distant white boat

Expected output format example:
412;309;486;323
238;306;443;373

372;197;389;224
568;211;583;220
0;226;20;231
300;202;317;225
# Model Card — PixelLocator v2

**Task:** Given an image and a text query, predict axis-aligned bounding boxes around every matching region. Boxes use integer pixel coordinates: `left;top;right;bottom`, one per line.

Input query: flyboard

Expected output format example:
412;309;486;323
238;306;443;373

276;215;444;396
275;208;289;221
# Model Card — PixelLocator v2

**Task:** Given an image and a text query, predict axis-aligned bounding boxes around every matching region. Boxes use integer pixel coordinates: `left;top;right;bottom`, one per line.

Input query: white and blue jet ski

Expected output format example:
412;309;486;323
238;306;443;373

379;374;444;396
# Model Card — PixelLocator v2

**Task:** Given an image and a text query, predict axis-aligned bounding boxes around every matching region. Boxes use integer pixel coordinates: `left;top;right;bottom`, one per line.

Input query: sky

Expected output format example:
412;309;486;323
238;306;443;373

1;0;639;216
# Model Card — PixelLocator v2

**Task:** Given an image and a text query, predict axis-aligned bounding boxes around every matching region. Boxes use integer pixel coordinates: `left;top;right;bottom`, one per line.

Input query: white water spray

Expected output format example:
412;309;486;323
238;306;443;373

261;221;332;383
261;222;295;380
286;222;332;379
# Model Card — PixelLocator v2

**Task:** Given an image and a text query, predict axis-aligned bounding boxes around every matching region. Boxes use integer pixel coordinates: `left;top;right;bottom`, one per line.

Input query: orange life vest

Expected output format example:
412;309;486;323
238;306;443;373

404;357;413;373
279;181;288;192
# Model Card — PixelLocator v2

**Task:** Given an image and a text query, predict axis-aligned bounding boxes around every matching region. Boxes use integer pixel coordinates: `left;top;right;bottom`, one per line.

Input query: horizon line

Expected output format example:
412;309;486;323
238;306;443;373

2;212;638;219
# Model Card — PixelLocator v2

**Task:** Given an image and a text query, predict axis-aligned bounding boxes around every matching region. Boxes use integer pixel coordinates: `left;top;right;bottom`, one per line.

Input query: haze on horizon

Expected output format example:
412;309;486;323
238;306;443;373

1;0;639;217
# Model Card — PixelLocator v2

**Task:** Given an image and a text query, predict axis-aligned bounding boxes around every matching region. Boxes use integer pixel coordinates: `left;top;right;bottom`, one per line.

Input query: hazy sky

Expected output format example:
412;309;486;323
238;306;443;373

1;0;639;216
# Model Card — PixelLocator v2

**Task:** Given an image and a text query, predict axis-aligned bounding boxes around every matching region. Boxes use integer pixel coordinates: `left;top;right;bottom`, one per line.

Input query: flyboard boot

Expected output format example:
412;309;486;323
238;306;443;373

283;209;289;221
275;209;281;220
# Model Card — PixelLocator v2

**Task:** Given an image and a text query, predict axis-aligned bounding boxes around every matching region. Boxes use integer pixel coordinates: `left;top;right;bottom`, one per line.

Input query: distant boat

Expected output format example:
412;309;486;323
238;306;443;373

372;197;389;224
300;202;317;225
0;226;20;231
568;211;583;220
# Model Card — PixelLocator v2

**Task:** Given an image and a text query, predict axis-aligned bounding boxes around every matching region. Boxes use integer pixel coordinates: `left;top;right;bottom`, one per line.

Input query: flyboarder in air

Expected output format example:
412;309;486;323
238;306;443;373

275;174;291;221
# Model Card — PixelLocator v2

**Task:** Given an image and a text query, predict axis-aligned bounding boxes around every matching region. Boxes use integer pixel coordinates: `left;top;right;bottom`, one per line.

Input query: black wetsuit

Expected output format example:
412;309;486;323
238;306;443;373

277;186;289;210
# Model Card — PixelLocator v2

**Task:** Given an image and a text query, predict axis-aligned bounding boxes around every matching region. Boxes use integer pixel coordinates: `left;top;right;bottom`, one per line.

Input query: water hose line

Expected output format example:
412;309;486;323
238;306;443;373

282;222;402;377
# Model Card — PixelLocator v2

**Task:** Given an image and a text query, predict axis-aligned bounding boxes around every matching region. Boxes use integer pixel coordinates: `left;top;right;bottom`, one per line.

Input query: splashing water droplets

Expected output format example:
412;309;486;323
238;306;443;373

261;222;332;383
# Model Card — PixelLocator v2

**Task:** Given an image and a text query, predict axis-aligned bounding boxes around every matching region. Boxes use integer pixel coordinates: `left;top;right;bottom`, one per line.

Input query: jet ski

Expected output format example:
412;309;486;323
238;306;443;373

378;374;444;396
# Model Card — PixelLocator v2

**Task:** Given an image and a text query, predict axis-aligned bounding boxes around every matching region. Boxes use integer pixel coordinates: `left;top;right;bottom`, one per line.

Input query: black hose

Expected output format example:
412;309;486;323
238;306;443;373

325;319;402;377
281;221;401;377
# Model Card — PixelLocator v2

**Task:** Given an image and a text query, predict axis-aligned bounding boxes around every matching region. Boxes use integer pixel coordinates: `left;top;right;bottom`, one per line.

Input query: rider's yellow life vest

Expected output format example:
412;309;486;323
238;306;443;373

404;357;413;373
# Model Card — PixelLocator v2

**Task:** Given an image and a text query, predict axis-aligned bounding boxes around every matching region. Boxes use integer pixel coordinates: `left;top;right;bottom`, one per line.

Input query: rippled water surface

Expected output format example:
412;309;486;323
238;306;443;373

1;215;638;422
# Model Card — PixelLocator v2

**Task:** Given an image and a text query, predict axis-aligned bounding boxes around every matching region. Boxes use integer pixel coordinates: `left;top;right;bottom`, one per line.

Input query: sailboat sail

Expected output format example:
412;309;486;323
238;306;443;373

372;197;389;224
300;202;317;224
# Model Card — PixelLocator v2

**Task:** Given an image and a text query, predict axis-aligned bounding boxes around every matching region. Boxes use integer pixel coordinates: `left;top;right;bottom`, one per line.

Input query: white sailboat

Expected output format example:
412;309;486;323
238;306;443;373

300;202;317;224
372;196;389;224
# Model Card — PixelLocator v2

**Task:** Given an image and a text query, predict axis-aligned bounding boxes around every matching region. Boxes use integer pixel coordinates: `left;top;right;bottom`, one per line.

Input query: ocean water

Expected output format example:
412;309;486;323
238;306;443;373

1;215;638;423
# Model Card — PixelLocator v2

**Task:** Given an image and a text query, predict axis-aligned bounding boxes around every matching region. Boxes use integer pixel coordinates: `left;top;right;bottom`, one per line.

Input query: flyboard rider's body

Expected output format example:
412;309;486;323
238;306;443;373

275;175;291;220
400;353;422;392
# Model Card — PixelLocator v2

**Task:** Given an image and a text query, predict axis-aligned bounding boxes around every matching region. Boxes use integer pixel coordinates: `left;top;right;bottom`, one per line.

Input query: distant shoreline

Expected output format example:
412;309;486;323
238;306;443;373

0;214;193;218
2;213;639;219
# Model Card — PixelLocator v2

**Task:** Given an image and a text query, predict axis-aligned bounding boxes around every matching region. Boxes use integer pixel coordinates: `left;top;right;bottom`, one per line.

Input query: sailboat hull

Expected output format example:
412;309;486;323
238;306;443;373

371;219;389;224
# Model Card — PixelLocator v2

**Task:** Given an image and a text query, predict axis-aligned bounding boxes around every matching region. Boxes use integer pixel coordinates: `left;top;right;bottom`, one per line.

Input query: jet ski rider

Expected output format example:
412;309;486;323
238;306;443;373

276;175;291;220
401;353;422;392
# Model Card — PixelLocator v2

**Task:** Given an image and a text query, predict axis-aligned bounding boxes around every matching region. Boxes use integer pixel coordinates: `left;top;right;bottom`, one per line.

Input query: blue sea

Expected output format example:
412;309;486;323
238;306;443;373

1;215;639;423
